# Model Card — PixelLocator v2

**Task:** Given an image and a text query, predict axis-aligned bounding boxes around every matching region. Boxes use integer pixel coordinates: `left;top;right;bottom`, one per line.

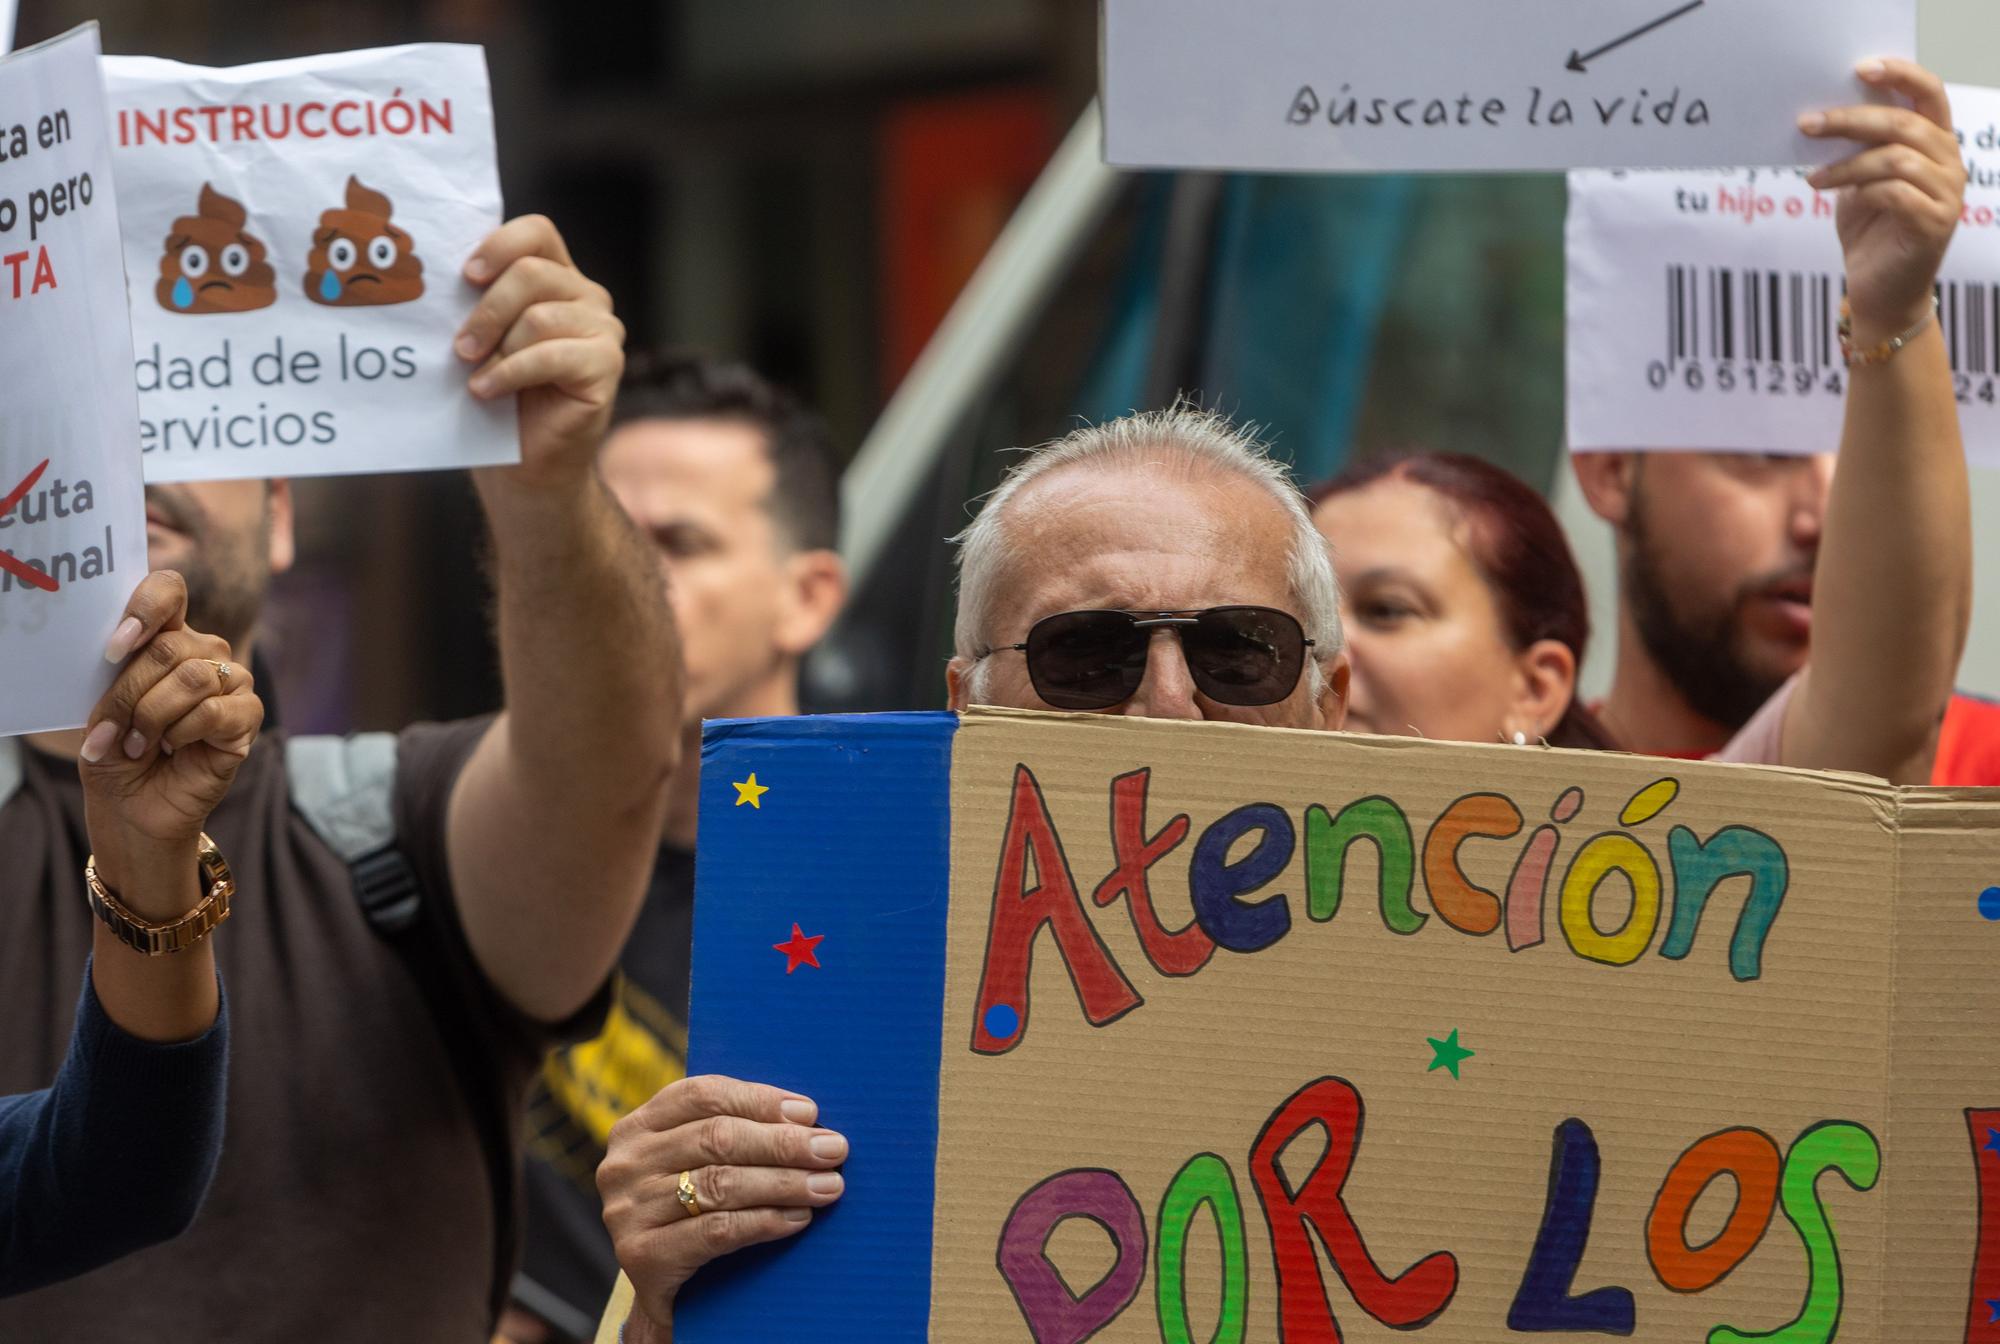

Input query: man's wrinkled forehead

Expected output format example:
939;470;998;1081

982;463;1298;622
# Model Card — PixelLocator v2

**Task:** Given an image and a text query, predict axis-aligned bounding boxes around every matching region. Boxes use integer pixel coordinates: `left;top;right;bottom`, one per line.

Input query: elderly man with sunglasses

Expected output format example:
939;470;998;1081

591;406;1349;1343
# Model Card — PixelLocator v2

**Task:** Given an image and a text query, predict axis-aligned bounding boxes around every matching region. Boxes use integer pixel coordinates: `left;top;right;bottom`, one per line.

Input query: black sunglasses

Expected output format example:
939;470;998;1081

990;606;1315;711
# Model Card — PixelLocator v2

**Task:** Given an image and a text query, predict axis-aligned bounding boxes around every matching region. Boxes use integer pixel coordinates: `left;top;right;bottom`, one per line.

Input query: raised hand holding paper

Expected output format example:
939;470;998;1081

0;25;148;736
102;44;516;482
1567;82;2000;460
1101;0;1916;173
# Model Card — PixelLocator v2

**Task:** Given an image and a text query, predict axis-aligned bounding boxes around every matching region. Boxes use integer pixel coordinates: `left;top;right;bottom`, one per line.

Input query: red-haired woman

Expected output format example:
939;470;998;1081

1309;454;1619;751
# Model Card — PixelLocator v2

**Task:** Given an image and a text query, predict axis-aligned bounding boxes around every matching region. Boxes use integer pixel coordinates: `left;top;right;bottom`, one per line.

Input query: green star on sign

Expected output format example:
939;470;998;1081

1426;1028;1474;1080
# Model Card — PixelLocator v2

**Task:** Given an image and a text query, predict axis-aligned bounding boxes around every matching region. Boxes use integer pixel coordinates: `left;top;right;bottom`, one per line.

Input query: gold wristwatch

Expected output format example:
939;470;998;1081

84;834;235;956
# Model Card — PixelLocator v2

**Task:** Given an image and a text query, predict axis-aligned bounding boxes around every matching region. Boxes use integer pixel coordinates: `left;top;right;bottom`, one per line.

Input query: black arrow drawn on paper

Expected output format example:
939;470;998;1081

1566;0;1706;72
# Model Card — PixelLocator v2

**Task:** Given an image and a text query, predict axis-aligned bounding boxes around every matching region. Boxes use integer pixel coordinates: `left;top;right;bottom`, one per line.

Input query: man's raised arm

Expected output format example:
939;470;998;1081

444;215;684;1022
1785;60;1973;784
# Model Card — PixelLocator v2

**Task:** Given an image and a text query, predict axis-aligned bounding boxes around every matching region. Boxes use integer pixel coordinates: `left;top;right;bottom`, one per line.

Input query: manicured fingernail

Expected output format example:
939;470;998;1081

809;1132;847;1161
104;617;142;662
1857;58;1886;79
807;1173;844;1197
454;332;480;360
80;721;119;763
122;729;147;760
464;256;491;282
1797;111;1826;134
783;1208;813;1223
780;1099;818;1125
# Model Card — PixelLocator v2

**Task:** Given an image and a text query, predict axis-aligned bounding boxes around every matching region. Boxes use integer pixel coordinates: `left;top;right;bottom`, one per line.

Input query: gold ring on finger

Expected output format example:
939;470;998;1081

208;660;232;692
677;1169;703;1218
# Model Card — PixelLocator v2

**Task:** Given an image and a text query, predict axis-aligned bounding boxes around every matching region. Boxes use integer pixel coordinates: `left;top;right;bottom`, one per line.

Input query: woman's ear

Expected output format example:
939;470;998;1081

1514;638;1579;742
774;549;848;658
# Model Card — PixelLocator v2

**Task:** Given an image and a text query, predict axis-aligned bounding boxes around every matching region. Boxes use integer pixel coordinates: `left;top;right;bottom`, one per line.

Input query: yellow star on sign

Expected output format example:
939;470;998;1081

732;773;770;809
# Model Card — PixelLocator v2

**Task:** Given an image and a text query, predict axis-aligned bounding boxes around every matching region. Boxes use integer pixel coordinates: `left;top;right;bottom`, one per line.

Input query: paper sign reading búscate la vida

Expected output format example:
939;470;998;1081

675;709;2000;1342
1567;83;2000;461
1100;0;1914;173
0;26;147;736
102;44;516;483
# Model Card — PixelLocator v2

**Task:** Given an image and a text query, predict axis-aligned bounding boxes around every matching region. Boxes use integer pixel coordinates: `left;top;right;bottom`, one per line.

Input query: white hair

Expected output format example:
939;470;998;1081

951;405;1342;697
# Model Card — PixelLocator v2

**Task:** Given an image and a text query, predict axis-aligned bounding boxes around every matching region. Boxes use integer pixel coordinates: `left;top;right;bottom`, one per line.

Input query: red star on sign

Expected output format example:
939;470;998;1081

773;923;824;974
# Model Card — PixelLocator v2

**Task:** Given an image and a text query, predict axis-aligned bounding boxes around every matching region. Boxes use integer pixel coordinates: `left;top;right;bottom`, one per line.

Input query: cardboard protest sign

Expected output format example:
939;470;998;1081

1100;0;1915;174
0;26;147;736
678;707;2000;1340
1567;83;2000;463
100;44;515;483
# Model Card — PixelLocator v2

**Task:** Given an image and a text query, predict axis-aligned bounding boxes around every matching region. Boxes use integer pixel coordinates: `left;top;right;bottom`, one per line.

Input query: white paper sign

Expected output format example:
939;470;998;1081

1;0;17;57
1566;83;2000;464
101;45;516;483
1101;0;1916;174
0;26;148;735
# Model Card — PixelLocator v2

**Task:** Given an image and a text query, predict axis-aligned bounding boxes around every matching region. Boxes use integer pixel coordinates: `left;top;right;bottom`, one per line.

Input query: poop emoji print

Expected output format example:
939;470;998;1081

306;176;424;307
103;44;516;482
156;182;277;313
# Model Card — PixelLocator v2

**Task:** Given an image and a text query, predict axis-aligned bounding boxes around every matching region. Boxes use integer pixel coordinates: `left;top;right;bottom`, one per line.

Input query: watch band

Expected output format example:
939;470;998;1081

85;833;235;956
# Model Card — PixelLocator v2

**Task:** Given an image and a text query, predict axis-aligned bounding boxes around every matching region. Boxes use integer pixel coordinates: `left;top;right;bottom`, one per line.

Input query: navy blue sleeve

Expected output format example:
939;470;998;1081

0;959;229;1298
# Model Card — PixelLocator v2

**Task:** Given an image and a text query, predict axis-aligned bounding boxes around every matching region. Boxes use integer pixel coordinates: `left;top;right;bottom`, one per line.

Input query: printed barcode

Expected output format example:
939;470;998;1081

1663;266;2000;376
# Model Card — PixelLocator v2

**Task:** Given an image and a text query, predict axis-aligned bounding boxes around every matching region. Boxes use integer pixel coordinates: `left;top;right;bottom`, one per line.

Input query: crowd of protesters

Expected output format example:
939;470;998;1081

0;49;1985;1344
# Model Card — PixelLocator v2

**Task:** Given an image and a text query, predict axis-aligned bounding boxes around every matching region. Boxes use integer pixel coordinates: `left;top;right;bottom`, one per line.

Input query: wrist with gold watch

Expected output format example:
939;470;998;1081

85;834;235;956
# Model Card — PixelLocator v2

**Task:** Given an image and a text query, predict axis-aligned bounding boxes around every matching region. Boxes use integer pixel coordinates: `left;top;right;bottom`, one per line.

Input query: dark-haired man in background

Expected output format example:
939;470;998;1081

501;354;848;1344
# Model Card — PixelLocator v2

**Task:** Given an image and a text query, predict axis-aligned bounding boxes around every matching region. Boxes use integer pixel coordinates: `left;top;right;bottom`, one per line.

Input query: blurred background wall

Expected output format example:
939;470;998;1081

14;0;1998;726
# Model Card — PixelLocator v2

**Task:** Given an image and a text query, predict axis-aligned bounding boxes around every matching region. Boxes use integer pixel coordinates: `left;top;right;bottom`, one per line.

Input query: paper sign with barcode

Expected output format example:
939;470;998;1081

1566;83;2000;464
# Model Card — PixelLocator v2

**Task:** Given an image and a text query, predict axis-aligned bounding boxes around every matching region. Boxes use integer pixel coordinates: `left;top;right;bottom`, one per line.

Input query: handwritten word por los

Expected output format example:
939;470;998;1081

116;90;452;147
968;767;1787;1055
1288;84;1712;131
999;1076;1880;1341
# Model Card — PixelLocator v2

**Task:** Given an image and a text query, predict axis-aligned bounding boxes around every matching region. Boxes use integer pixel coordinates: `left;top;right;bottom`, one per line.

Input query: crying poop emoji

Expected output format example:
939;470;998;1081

154;183;278;314
304;176;425;307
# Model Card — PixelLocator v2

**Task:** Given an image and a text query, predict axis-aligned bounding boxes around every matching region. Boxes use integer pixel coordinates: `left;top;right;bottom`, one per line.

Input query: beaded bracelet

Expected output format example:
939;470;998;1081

1838;294;1939;368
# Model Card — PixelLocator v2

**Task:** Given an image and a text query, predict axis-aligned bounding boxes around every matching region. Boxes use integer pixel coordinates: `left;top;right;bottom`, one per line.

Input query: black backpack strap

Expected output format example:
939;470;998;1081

286;734;520;1328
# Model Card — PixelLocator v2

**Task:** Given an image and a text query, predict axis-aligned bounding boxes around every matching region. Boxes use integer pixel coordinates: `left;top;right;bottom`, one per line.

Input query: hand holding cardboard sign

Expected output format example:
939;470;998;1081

1803;59;1967;343
598;1075;848;1341
454;214;625;491
75;570;262;921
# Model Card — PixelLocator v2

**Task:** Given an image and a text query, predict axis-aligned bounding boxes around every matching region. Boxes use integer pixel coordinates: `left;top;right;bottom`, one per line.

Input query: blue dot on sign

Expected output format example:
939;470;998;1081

984;1004;1020;1041
1980;888;2000;922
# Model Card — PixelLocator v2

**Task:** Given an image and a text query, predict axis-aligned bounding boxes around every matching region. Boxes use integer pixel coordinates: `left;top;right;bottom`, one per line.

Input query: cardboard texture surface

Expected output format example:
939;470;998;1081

681;707;2000;1340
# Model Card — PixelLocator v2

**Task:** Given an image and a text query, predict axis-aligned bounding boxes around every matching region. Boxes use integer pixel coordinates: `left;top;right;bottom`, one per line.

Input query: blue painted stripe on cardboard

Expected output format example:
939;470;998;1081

675;711;957;1342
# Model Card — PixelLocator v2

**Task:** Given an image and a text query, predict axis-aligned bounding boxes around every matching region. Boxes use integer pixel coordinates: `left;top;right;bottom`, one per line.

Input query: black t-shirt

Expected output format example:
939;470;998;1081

0;723;598;1343
515;843;694;1337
